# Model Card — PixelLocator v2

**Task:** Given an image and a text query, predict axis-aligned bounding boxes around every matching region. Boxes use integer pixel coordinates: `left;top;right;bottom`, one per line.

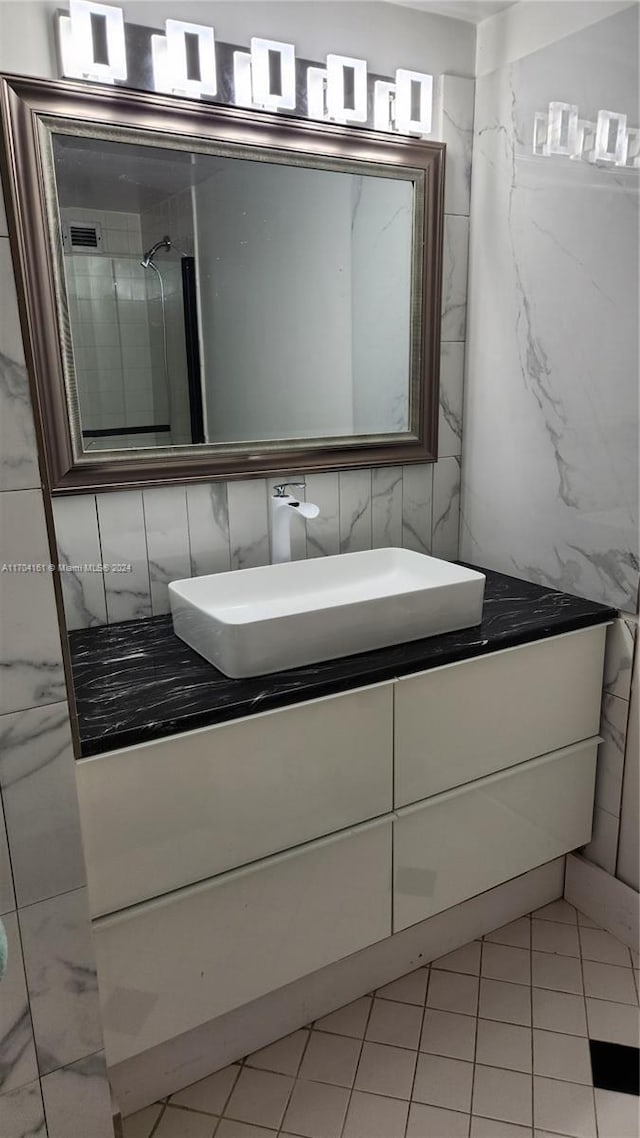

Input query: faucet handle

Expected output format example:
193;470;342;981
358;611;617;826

273;482;306;498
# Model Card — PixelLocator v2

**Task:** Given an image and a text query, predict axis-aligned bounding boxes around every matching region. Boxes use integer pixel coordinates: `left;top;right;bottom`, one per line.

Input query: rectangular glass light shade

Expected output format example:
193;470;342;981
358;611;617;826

307;67;328;120
233;51;253;107
622;127;640;168
151;34;171;93
59;0;127;83
326;55;368;123
570;119;595;161
250;38;296;110
395;70;433;135
545;102;578;156
163;19;217;98
592;109;628;165
533;112;548;155
374;80;395;132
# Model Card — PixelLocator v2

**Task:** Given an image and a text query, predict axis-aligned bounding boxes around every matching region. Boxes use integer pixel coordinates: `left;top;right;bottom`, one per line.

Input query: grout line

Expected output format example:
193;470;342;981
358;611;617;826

337;991;377;1138
467;936;483;1137
576;905;599;1138
210;1060;242;1136
528;910;535;1134
401;965;430;1138
92;493;109;624
147;1101;167;1138
273;1023;314;1134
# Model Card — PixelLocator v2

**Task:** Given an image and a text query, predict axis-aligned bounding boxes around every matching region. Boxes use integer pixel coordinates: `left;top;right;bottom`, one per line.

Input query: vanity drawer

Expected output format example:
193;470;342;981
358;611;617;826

394;626;606;806
94;816;392;1065
77;683;393;917
393;737;598;932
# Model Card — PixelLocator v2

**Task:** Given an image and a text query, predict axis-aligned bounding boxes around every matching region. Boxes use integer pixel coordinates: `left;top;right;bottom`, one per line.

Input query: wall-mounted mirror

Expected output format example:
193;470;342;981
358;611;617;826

0;75;444;491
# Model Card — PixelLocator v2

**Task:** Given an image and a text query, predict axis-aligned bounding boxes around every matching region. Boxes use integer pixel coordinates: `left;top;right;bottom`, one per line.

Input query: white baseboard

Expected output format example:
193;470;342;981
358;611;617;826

564;853;639;952
110;856;565;1116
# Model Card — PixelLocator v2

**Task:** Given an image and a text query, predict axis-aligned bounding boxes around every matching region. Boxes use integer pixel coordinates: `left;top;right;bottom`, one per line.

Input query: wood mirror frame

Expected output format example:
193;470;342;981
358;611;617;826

0;73;444;493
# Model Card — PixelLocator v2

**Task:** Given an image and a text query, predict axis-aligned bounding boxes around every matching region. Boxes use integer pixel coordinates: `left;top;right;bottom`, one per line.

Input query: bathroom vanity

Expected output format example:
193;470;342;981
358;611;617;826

70;567;615;1071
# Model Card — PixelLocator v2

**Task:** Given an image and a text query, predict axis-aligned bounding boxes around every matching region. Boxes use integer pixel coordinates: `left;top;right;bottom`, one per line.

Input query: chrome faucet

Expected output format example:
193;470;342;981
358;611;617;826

270;483;320;564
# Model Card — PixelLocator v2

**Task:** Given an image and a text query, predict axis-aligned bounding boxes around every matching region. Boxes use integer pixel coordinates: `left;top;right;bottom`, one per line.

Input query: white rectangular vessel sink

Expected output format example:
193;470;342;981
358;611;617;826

169;549;485;679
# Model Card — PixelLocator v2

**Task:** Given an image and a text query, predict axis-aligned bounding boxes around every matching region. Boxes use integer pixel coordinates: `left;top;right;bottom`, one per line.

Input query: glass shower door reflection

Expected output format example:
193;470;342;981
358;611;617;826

64;251;202;451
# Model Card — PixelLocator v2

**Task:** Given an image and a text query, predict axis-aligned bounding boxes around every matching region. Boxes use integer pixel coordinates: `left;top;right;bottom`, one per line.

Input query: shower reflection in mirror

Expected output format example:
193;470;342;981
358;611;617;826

52;130;415;455
61;207;204;451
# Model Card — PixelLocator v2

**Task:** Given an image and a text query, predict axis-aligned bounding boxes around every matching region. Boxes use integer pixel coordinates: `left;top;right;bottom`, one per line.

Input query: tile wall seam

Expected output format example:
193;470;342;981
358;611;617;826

93;493;108;626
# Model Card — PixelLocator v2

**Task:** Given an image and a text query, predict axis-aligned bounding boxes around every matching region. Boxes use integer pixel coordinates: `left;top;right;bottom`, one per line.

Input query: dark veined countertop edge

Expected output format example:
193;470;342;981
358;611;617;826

69;564;617;758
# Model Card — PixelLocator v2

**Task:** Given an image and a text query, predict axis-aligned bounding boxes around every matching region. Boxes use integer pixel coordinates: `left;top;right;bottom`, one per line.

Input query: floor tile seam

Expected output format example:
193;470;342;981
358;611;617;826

148;1101;168;1138
163;1100;222;1118
535;908;579;926
576;920;599;1138
577;926;635;969
532;980;640;1002
472;1108;587;1138
273;1023;315;1136
466;934;485;1138
583;991;640;1008
211;1059;242;1137
580;955;634;969
529;909;535;1138
337;989;377;1138
403;954;435;1138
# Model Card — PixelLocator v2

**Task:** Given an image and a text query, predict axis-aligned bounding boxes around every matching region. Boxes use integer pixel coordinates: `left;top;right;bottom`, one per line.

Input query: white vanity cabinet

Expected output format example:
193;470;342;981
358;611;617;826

80;625;608;1068
393;738;598;931
77;683;393;916
93;817;392;1064
394;627;605;805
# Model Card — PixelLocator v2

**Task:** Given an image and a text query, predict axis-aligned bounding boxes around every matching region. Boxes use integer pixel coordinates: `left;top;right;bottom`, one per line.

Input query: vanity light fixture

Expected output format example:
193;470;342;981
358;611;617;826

232;38;296;111
152;19;217;98
58;0;127;84
623;127;640;168
373;80;395;132
55;3;434;137
374;72;433;135
232;51;254;108
326;55;368;123
570;119;596;162
545;101;578;156
593;109;628;165
307;67;329;120
251;38;297;110
534;101;639;168
395;70;434;136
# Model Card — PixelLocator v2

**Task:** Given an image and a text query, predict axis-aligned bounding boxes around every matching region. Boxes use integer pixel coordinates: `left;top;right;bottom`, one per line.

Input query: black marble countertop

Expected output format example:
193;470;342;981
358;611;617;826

69;565;616;758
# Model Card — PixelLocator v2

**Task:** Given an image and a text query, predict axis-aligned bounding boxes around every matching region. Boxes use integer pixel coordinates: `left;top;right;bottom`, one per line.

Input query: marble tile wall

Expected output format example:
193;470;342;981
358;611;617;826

584;616;638;878
460;6;639;889
0;196;114;1135
51;74;474;630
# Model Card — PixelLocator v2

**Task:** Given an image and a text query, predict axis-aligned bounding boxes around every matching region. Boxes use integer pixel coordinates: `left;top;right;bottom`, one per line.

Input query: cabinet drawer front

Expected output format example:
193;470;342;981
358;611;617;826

393;738;598;932
395;627;606;806
77;683;393;917
94;817;392;1065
